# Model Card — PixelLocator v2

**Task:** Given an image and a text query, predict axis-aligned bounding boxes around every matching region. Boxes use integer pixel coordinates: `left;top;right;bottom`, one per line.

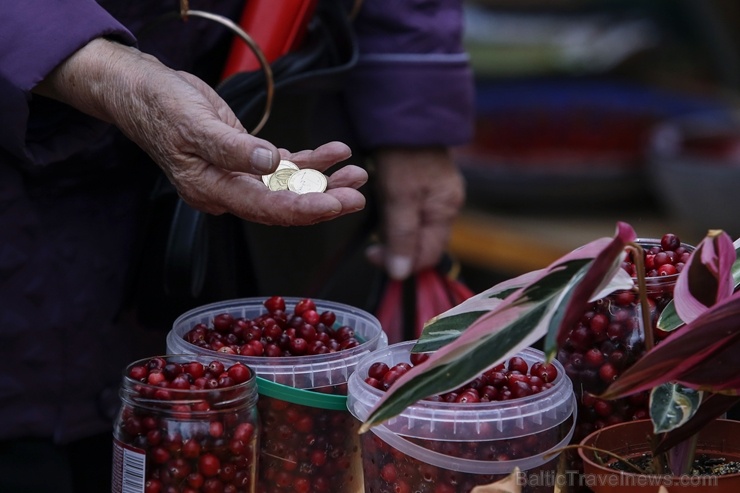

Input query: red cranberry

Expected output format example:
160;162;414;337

660;233;681;251
409;352;430;365
583;348;605;368
598;362;618;383
294;298;316;315
129;365;149;381
368;362;389;380
263;295;286;312
319;310;336;327
198;453;221;477
530;362;558;383
507;356;528;374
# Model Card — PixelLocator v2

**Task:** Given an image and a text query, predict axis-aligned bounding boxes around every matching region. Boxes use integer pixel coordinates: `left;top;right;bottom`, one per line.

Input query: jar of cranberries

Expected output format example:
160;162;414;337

112;355;260;493
166;296;387;493
348;341;576;493
556;235;693;448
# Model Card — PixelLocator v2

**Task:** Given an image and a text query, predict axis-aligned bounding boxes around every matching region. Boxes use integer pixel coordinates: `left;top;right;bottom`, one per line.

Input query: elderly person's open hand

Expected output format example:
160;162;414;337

34;38;367;226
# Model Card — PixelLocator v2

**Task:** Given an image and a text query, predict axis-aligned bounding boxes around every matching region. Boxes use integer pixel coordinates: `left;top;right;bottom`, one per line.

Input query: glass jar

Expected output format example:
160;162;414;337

557;238;692;442
112;355;260;493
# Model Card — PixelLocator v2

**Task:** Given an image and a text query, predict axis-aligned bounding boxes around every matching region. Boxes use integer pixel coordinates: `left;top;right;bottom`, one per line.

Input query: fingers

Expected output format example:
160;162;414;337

178;166;367;227
326;164;368;190
366;147;466;280
283;141;353;171
227;187;365;226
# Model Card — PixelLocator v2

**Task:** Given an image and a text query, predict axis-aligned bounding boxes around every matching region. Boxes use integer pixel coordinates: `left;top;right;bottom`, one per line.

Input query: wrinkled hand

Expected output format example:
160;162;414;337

366;147;466;280
35;38;367;226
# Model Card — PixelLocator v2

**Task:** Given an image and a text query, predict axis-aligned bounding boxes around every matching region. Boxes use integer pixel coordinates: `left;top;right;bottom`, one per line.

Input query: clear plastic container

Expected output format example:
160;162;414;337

347;341;576;493
167;297;387;390
166;297;387;493
112;354;260;493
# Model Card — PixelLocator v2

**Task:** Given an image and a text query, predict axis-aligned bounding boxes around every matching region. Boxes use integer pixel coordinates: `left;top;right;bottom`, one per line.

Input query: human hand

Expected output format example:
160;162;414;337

366;147;466;280
34;38;367;226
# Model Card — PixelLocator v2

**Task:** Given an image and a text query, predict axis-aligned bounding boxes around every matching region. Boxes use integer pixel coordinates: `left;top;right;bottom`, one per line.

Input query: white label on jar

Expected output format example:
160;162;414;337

112;438;146;493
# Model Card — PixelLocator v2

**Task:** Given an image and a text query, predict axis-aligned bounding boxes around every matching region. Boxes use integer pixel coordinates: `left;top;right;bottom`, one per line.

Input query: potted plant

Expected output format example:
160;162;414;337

358;222;740;491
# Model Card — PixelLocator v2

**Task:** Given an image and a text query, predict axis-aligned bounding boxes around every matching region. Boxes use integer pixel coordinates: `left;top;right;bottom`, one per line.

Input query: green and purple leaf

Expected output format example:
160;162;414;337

649;383;702;434
358;222;637;433
657;233;740;332
412;269;543;353
602;290;740;398
673;230;735;324
605;230;740;399
653;392;740;455
546;222;637;358
652;382;703;476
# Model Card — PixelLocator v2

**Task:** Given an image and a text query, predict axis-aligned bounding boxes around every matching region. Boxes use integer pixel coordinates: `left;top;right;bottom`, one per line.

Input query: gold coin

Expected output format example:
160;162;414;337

262;159;299;186
287;169;328;194
268;168;297;191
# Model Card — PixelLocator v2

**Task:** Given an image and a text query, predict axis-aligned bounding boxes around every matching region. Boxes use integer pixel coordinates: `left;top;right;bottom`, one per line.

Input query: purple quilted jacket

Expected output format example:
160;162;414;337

0;0;473;443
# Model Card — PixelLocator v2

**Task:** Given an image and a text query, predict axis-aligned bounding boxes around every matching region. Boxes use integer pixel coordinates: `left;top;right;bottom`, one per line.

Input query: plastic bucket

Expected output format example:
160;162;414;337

167;297;388;493
347;341;576;493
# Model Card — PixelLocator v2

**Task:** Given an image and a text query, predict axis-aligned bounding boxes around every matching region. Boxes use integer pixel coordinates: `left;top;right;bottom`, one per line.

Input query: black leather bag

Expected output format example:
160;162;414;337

133;0;359;327
217;0;358;134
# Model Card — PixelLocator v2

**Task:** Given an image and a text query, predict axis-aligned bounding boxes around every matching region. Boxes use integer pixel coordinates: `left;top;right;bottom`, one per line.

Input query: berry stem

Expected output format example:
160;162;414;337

627;242;654;351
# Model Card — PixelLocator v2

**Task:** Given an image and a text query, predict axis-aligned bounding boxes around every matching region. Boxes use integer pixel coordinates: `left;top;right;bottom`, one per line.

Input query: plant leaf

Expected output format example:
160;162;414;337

732;238;740;288
649;383;703;434
414;237;635;356
655;299;683;333
654;392;740;454
357;276;559;433
673;230;735;324
658;236;740;332
546;221;637;358
602;291;740;399
667;435;697;477
413;270;543;353
359;222;636;433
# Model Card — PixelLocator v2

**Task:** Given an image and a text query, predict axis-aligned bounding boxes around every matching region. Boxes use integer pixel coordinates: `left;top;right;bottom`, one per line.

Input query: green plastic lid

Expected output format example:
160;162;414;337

256;376;348;411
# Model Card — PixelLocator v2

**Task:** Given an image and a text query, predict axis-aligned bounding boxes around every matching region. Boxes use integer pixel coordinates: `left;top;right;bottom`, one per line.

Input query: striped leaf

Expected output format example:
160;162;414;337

649;383;703;434
359;222;636;433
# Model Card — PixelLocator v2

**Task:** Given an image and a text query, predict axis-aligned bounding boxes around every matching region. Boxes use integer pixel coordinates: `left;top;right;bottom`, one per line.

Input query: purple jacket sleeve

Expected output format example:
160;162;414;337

0;0;135;166
344;0;475;150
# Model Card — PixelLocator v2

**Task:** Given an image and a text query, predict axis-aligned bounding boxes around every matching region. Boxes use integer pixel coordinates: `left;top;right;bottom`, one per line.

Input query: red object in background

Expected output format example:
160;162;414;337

221;0;319;80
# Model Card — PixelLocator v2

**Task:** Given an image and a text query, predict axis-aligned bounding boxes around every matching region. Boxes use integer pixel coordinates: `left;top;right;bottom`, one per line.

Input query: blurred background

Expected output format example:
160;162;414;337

451;0;740;292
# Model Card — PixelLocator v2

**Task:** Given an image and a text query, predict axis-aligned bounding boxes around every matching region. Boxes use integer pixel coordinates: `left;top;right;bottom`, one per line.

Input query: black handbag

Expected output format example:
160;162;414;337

133;0;360;327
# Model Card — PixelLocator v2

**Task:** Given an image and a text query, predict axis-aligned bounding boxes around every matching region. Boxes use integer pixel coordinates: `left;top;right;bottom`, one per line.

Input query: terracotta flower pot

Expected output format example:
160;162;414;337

578;419;740;492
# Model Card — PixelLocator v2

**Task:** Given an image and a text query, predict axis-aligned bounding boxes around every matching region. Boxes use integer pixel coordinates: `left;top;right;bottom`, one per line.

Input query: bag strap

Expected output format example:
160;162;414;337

138;0;275;135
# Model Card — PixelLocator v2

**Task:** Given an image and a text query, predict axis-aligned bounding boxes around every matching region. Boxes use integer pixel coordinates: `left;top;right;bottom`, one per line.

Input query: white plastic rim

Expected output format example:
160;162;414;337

365;398;577;475
347;342;574;441
167;297;388;389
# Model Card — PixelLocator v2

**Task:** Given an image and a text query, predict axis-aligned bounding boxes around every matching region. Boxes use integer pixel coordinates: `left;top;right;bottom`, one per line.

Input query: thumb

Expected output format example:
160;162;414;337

197;122;281;176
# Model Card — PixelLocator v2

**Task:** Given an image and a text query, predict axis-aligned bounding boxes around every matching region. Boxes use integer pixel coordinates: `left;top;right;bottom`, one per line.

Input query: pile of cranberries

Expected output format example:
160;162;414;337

257;396;361;493
360;354;564;493
181;297;366;493
366;353;558;403
557;233;692;443
182;296;361;359
114;357;259;493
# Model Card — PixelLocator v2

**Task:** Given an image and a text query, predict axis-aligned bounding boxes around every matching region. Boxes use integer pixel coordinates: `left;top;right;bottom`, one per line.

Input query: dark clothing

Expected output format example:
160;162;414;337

0;0;474;450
